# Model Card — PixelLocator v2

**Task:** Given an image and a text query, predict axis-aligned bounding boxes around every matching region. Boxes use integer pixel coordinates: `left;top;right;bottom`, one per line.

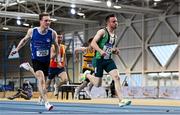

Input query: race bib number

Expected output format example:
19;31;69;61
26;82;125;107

36;50;49;57
103;43;112;59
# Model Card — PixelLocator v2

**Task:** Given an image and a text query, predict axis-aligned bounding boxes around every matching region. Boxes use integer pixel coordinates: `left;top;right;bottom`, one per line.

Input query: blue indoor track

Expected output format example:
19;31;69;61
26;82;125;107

1;100;180;115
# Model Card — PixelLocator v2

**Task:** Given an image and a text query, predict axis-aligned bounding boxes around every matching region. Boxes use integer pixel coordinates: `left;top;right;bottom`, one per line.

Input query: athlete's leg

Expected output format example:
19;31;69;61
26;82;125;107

87;82;94;91
21;89;28;95
74;81;88;99
46;79;52;89
20;62;45;101
109;69;131;107
13;92;21;98
7;91;21;100
20;62;46;94
85;72;102;87
21;91;31;100
54;71;68;96
108;69;122;100
56;71;68;86
32;60;53;110
83;59;104;87
20;62;36;76
84;82;93;98
35;70;48;102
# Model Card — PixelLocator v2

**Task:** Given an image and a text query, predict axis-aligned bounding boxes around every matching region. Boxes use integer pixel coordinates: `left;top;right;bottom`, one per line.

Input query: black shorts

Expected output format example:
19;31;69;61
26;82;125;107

32;59;50;76
48;67;65;80
94;58;117;77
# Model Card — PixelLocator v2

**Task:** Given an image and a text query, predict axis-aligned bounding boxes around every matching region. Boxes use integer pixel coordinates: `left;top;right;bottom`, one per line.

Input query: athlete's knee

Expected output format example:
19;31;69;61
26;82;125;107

36;72;44;81
113;75;120;81
64;78;69;83
61;76;69;83
38;76;44;82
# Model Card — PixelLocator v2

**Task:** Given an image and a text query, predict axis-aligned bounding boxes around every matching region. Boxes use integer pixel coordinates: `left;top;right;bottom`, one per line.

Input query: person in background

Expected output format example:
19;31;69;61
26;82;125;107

7;80;33;100
46;34;69;96
74;38;95;99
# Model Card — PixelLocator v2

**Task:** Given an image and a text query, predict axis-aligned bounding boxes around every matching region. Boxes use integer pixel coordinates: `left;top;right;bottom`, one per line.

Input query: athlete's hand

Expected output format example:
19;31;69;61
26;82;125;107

57;62;63;68
10;49;18;56
112;48;119;55
100;50;107;57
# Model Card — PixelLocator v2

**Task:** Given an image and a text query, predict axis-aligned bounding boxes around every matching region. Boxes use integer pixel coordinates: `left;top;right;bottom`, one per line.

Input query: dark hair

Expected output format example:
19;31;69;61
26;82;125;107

82;42;88;47
88;37;93;44
57;35;63;38
39;12;50;20
82;37;93;47
105;14;116;22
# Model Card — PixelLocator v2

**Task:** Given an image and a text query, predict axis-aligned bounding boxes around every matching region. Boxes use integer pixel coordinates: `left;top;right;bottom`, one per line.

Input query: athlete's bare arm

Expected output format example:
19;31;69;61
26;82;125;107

52;31;61;61
10;28;32;56
52;31;63;67
50;45;56;59
74;47;86;62
91;29;106;56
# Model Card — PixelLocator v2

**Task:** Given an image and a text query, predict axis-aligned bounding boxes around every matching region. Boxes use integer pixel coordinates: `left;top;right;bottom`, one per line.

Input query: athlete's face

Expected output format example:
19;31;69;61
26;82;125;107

57;35;63;44
40;16;51;29
107;17;118;29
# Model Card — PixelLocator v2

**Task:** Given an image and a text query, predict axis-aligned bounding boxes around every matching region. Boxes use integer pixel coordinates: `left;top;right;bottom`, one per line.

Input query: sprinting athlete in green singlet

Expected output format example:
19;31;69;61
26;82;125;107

81;14;131;107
